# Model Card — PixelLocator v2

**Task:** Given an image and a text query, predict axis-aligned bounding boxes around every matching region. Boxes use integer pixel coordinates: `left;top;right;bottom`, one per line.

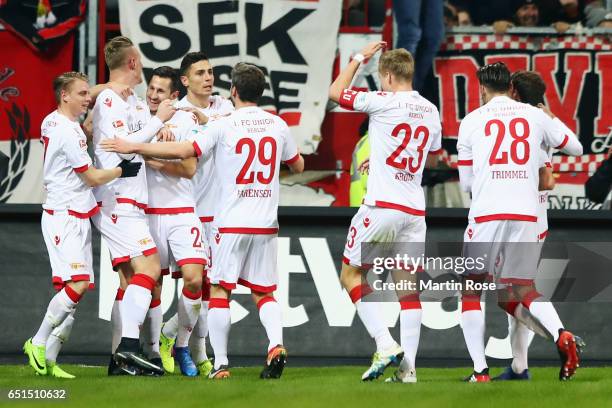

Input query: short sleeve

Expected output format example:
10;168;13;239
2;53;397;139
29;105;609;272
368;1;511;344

538;145;552;168
428;109;443;155
63;133;92;173
456;119;473;166
280;124;299;164
191;121;221;158
338;90;387;114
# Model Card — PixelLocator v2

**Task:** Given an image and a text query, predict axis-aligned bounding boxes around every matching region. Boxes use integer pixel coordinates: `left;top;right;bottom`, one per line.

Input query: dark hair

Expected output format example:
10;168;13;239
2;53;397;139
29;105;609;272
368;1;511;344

510;70;546;106
151;66;180;93
179;52;209;76
231;63;265;103
476;62;511;93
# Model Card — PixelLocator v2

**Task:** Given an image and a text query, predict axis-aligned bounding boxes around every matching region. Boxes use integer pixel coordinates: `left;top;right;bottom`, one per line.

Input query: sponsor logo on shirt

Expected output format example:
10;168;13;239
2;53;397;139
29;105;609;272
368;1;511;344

79;139;87;149
45;121;56;127
138;237;153;246
70;263;87;270
112;120;124;128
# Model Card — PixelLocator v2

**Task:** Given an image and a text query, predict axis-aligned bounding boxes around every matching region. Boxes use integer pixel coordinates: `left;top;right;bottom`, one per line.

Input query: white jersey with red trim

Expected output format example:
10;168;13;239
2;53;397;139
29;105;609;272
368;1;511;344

146;110;199;213
191;106;299;232
175;95;234;219
41;110;98;216
92;89;159;208
457;95;573;223
536;116;577;236
338;89;442;215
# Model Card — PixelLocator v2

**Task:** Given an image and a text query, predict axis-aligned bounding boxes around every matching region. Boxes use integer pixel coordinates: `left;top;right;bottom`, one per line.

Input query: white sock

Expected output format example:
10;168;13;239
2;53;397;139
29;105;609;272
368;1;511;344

208;298;231;369
147;301;163;357
176;288;202;348
526;297;563;342
120;275;154;340
46;309;75;364
111;289;124;353
189;300;209;363
514;303;551;340
461;309;487;372
32;287;79;346
162;313;178;339
509;314;534;373
257;297;283;352
355;300;395;352
400;308;422;371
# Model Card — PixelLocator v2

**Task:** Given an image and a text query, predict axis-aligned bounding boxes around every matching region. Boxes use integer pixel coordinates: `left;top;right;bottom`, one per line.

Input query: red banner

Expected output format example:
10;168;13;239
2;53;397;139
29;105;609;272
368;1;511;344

0;31;74;141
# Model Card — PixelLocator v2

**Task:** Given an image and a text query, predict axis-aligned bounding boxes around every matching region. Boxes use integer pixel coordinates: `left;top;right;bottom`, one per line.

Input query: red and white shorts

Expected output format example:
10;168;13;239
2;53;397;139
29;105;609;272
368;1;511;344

41;210;94;290
343;205;426;268
462;220;541;285
209;229;278;293
148;212;207;276
92;202;157;268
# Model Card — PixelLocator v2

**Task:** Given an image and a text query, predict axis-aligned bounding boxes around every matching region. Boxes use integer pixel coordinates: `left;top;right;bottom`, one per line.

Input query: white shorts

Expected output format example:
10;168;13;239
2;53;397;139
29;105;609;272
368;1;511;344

343;205;426;268
41;210;94;290
462;220;541;285
148;212;207;276
91;202;157;268
209;230;278;293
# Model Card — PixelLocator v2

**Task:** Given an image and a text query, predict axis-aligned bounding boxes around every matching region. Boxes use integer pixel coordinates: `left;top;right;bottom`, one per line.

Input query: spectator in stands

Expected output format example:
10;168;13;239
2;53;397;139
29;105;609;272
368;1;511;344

490;0;582;33
393;0;445;92
444;2;473;28
584;0;612;27
585;149;612;206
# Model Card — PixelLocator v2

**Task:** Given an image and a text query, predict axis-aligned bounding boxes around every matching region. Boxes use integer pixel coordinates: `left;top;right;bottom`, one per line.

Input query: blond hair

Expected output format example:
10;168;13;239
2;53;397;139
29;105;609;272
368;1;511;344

104;36;134;70
379;48;414;83
53;71;88;104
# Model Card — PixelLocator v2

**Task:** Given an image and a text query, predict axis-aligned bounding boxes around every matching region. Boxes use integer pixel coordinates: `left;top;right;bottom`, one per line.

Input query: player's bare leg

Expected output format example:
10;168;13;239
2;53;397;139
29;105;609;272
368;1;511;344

513;284;584;380
25;280;89;376
251;290;286;379
460;274;489;382
207;285;231;379
174;263;203;376
340;262;402;381
113;253;164;376
386;268;419;383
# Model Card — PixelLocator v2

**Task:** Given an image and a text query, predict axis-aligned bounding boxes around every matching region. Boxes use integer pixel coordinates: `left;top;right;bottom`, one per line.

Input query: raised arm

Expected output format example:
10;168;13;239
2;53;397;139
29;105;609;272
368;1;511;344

329;41;386;103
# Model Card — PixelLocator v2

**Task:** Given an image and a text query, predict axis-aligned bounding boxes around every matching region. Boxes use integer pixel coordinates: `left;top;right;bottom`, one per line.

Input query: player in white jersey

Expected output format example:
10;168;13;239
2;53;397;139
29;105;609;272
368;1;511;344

24;72;142;378
457;62;583;382
490;70;583;381
157;52;234;376
329;43;443;383
91;36;177;376
140;66;208;376
101;62;305;380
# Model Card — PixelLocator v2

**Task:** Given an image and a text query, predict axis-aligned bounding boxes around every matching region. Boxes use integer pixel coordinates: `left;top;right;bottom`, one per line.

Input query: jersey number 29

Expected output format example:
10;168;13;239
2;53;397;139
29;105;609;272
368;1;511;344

236;137;277;184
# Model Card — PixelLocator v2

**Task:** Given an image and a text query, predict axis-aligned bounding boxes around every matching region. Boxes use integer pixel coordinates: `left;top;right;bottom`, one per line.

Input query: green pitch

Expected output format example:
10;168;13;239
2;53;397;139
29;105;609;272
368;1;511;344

1;365;612;408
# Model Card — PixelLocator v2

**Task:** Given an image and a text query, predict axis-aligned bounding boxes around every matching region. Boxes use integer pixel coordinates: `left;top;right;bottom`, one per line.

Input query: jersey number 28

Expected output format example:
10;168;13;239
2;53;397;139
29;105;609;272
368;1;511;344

485;118;530;165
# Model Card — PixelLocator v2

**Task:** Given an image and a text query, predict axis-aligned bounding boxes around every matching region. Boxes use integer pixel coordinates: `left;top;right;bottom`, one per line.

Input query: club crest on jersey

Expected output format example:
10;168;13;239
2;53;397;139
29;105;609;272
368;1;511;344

112;120;124;128
467;228;474;239
103;97;112;107
364;217;371;227
79;139;87;149
214;233;221;244
54;236;60;245
111;213;118;224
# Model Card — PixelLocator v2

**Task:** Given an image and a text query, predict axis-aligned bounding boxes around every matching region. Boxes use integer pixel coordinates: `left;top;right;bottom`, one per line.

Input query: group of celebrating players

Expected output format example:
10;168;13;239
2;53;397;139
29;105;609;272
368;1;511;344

24;35;584;383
